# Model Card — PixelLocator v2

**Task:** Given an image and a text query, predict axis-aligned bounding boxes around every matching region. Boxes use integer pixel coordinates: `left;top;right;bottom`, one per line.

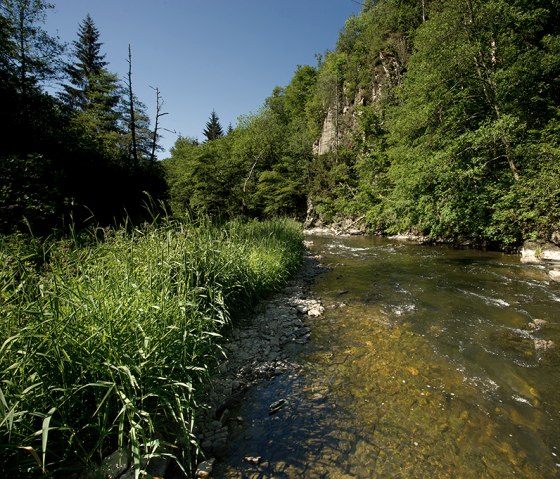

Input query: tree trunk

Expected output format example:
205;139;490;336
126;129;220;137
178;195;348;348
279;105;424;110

127;44;138;168
18;0;29;132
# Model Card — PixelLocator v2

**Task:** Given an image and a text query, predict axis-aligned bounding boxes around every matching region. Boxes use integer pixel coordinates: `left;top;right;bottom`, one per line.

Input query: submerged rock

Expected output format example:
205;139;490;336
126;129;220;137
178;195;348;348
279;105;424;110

268;398;287;415
490;328;536;359
527;319;547;331
534;339;555;351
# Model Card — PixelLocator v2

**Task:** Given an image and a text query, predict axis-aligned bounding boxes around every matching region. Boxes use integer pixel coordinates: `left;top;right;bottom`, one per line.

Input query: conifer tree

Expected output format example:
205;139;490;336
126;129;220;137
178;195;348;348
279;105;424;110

1;0;62;131
202;110;224;141
60;14;120;138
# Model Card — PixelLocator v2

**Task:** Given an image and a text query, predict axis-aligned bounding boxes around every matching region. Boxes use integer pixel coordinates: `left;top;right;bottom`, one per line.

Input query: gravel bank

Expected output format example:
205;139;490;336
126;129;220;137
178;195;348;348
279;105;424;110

193;244;327;477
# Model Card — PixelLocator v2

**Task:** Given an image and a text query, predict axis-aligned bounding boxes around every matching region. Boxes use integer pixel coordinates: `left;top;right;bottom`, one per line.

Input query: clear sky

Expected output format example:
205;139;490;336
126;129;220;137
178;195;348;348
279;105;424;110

46;0;362;158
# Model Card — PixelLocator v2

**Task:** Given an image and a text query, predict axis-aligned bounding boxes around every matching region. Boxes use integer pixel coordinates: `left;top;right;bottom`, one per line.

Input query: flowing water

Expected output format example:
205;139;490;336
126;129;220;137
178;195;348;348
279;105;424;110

216;236;560;478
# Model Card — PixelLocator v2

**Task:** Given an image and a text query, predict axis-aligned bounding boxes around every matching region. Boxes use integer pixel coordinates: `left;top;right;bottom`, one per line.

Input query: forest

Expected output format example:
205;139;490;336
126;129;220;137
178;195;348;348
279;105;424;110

1;0;558;247
166;0;560;248
0;1;166;234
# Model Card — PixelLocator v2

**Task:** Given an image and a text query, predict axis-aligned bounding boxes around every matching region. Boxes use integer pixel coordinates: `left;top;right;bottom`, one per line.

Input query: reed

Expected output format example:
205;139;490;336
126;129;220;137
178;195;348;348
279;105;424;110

0;217;303;477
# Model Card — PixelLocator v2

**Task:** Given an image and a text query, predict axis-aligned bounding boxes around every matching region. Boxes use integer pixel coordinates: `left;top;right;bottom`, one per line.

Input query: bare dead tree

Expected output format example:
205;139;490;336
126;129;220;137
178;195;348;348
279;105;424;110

127;44;138;167
149;86;168;161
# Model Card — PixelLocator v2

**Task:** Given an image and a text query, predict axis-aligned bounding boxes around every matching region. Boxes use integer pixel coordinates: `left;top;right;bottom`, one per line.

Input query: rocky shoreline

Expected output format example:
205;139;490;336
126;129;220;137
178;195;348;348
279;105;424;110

193;244;327;478
521;240;560;281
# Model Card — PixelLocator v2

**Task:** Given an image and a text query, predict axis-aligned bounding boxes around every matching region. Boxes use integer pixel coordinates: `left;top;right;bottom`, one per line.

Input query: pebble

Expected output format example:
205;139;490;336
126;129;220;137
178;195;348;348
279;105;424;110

269;399;287;415
195;458;216;478
193;251;325;470
528;319;547;330
534;338;555;351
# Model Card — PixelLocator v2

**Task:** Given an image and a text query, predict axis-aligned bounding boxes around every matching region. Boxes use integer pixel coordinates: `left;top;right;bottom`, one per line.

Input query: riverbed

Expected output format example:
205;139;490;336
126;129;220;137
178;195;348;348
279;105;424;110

214;235;560;478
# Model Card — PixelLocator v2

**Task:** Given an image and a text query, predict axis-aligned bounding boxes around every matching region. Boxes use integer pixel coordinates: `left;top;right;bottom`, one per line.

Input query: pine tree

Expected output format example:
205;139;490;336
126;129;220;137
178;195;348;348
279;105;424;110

202;110;224;141
0;0;62;88
60;14;120;137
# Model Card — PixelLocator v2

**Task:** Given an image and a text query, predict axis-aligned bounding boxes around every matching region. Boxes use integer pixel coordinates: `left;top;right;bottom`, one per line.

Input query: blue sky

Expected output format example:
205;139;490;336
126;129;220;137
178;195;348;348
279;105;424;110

46;1;361;158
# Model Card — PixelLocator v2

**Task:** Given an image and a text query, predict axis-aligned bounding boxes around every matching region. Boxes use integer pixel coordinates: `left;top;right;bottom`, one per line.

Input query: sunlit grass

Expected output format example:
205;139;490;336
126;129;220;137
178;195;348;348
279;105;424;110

0;216;303;476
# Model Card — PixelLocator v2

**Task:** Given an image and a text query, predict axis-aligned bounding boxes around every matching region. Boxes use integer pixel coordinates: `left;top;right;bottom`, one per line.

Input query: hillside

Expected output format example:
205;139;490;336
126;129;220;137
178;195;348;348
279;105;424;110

166;0;560;248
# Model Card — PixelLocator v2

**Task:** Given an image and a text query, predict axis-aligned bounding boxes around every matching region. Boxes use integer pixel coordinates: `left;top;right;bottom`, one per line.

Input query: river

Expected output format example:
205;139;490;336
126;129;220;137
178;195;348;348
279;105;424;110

215;235;560;478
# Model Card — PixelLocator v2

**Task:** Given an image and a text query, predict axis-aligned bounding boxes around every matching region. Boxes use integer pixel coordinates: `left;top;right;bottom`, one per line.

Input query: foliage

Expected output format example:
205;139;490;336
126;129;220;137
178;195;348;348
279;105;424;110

0;217;303;476
0;0;63;88
0;5;166;235
276;0;560;246
165;65;317;220
375;0;560;245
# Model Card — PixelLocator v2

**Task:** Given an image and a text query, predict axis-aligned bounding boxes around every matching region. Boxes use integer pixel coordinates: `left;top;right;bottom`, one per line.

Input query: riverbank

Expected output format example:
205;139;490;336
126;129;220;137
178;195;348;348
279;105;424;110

521;240;560;281
191;243;326;477
0;218;304;478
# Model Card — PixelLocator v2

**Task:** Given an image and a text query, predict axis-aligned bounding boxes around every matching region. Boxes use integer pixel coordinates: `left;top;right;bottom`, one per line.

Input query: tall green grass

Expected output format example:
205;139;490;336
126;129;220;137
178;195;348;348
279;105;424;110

0;217;303;477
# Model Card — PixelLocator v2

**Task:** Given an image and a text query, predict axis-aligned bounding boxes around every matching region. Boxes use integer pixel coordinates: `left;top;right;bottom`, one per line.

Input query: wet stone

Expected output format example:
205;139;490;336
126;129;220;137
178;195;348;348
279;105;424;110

534;338;555;351
195;250;324;474
100;449;129;479
269;398;287;415
527;319;547;330
195;458;216;478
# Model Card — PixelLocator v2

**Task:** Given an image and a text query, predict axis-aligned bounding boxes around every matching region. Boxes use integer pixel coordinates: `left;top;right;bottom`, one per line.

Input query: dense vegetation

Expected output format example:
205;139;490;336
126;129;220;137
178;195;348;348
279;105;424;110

0;217;303;476
0;1;166;235
2;0;559;474
165;0;560;247
4;0;556;246
165;66;317;220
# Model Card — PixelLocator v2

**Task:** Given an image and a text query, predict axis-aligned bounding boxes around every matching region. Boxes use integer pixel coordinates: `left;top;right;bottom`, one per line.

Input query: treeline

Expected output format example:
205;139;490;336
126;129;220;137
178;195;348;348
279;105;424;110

165;0;560;247
0;1;166;234
164;68;317;219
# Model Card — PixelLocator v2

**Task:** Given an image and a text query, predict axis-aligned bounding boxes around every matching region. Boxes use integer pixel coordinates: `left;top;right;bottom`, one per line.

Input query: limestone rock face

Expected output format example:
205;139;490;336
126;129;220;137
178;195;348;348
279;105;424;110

308;43;406;226
313;107;338;156
313;43;405;159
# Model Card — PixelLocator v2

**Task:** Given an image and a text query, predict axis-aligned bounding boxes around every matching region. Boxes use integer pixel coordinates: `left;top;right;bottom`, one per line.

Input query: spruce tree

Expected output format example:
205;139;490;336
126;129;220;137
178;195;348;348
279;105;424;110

202;110;224;141
60;14;120;136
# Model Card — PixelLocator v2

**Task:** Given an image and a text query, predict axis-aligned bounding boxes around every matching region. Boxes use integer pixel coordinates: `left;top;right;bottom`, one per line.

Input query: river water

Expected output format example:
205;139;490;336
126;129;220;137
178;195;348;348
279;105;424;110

216;235;560;478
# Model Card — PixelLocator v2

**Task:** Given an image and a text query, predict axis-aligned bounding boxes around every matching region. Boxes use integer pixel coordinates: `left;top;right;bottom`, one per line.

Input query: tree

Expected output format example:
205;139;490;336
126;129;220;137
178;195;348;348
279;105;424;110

202;110;224;141
1;0;62;87
117;89;153;163
1;0;62;130
60;14;120;145
381;0;560;244
149;86;167;161
125;44;138;166
61;14;105;108
163;135;242;217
